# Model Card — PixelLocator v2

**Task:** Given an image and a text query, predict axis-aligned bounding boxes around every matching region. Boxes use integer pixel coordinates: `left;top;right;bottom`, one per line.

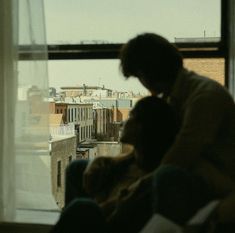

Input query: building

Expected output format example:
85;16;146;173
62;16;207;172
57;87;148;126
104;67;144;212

50;101;94;144
175;37;224;85
184;58;224;85
66;102;93;143
99;98;133;122
93;106;114;141
61;84;113;98
55;102;68;123
50;134;76;209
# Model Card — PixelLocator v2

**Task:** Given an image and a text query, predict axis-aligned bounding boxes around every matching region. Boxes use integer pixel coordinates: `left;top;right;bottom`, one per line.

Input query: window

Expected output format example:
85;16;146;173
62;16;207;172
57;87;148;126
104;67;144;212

3;0;235;230
71;108;73;122
44;0;221;44
78;108;80;121
67;108;70;122
57;160;62;188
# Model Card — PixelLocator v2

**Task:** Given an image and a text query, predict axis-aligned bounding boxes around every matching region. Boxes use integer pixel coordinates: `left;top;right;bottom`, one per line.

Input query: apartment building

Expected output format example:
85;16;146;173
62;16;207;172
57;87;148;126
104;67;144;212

61;84;112;98
50;101;94;144
99;98;133;122
54;103;68;123
66;102;93;143
93;106;114;140
50;128;76;209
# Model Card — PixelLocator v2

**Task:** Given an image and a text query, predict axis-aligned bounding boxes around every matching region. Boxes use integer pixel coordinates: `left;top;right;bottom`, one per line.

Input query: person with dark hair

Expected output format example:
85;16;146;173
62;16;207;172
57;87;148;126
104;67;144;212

119;32;235;224
83;96;181;229
83;96;179;204
120;33;182;97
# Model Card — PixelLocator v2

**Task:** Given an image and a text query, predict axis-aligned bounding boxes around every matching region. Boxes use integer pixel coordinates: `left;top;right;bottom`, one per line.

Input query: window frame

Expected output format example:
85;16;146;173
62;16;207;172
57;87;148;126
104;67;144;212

19;1;229;86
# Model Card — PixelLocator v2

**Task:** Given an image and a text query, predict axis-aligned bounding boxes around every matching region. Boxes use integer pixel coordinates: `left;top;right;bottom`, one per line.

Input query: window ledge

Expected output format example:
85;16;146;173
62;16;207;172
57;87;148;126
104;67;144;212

0;222;53;233
15;209;60;225
0;209;60;233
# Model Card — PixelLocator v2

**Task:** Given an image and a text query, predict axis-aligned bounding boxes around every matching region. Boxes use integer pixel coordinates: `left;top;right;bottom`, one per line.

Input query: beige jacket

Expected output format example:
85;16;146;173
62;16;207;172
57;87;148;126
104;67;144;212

162;68;235;196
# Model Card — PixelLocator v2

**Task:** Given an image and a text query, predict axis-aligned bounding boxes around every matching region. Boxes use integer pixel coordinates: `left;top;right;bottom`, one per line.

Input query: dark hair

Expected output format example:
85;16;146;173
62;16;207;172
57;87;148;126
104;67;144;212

131;96;179;170
132;96;178;140
119;33;183;83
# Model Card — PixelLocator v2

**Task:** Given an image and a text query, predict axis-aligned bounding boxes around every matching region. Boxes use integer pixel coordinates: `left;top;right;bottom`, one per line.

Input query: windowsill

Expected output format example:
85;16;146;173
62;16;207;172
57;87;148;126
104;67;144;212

0;209;60;233
15;209;60;225
0;221;53;233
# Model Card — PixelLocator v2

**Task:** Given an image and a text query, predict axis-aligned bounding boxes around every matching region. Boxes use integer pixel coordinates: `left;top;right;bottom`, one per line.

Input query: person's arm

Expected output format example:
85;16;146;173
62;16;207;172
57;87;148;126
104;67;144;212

83;156;116;199
83;152;135;200
161;91;229;169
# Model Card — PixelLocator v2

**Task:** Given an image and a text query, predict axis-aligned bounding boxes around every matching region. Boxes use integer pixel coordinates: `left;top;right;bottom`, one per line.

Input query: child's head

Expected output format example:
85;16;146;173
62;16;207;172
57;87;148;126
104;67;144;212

120;96;178;171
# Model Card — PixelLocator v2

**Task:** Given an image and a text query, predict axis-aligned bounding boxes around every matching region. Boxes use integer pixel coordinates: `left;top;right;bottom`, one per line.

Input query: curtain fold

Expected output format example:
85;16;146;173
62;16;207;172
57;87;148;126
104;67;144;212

16;0;57;211
0;0;57;222
0;0;18;221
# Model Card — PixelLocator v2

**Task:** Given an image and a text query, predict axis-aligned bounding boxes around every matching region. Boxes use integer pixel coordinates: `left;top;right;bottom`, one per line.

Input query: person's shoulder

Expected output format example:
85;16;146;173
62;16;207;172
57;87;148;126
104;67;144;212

185;70;230;97
187;70;220;87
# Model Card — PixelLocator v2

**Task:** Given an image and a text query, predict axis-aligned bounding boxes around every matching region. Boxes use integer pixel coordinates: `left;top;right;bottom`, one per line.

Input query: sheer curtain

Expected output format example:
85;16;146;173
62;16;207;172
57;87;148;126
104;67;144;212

0;0;18;222
16;0;57;211
0;0;57;222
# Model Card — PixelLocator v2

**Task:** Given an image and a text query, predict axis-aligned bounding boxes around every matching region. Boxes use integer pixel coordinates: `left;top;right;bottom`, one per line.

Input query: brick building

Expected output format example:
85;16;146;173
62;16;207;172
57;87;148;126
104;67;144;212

184;58;224;85
93;107;114;140
50;135;76;208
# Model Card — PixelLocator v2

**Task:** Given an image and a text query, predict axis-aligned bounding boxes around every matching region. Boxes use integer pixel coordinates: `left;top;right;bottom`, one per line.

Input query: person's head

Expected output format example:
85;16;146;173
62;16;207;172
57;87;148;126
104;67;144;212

120;96;178;171
119;33;183;95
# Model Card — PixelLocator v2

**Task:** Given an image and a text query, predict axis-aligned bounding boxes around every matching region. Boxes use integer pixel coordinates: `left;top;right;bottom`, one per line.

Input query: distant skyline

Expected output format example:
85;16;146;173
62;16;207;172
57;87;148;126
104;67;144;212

47;60;149;94
44;0;220;93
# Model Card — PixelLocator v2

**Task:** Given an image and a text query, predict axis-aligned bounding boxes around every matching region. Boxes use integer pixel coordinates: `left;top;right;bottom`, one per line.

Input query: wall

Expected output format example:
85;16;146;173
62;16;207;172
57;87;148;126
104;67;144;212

184;58;224;85
50;136;76;208
96;142;122;157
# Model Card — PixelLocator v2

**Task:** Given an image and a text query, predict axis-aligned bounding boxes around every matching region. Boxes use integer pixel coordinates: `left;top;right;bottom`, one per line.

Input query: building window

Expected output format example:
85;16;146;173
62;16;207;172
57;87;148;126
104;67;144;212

57;160;62;188
75;108;77;121
68;109;70;123
81;127;83;140
71;108;74;122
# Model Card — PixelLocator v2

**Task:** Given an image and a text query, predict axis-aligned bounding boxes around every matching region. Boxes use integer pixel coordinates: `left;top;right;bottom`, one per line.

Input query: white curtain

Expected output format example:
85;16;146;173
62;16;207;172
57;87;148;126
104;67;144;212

0;0;57;222
0;0;18;222
16;0;57;211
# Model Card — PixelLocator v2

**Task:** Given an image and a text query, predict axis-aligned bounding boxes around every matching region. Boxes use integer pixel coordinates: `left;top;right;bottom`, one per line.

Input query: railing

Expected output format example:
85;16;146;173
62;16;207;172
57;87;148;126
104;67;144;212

50;124;75;137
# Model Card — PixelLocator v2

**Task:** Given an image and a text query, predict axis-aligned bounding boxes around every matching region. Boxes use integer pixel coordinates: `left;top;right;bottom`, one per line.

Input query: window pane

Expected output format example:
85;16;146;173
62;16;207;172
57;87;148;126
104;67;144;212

48;59;224;94
48;60;149;95
44;0;221;44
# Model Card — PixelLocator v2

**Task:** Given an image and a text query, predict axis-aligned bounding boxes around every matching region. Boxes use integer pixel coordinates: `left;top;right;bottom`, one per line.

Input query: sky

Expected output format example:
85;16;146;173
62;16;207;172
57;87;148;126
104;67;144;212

43;0;220;94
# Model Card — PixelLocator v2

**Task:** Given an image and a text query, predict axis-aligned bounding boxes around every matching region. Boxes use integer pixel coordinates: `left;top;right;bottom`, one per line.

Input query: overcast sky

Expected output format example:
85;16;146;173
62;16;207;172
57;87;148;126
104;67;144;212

44;0;220;94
